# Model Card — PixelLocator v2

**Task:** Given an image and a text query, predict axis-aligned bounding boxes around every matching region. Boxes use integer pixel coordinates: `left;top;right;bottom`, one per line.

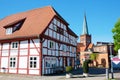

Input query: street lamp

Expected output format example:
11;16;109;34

109;42;114;79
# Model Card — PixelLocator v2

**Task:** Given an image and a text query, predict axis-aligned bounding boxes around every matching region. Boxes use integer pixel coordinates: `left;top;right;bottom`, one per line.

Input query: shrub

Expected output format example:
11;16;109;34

83;60;89;73
66;66;73;73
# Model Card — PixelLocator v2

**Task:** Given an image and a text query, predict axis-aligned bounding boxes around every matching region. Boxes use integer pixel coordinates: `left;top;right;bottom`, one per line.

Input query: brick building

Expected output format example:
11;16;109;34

77;14;115;68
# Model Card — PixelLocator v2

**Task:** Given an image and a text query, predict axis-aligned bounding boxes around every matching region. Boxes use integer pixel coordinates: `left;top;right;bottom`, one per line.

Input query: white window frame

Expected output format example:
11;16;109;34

6;27;12;35
29;57;37;68
10;57;16;68
12;42;18;49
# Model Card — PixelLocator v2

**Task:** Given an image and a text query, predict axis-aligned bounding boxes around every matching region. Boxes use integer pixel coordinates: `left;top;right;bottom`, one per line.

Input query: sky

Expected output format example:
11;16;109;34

0;0;120;44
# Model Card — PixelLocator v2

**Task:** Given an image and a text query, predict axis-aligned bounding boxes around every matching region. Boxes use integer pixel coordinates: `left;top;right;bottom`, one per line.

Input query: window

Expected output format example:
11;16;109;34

6;28;12;35
57;27;64;35
5;19;25;35
10;57;16;68
13;22;22;32
30;57;37;68
12;42;18;48
46;62;50;67
49;41;54;49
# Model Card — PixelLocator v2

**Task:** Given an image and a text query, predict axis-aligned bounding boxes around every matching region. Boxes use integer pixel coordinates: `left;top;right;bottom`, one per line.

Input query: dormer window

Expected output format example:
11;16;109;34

4;18;26;35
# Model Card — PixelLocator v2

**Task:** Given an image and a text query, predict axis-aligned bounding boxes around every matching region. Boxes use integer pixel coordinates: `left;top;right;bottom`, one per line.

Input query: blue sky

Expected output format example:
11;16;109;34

0;0;120;44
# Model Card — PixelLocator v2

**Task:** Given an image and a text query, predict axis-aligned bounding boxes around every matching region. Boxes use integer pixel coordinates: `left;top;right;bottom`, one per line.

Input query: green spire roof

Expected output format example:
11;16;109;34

82;13;89;35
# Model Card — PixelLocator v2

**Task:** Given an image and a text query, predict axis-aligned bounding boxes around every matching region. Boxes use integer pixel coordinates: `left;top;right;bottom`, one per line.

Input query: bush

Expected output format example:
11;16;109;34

66;66;73;73
83;60;89;73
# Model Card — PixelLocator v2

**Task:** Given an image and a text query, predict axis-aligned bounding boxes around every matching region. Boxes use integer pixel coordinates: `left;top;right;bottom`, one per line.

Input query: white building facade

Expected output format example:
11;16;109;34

0;6;77;76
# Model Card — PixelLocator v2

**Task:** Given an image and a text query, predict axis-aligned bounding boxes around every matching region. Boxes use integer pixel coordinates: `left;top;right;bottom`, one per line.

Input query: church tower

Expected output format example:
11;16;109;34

80;13;91;47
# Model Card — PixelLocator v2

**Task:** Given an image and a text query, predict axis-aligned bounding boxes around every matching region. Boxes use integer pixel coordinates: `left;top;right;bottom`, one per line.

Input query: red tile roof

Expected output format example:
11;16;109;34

88;43;94;49
0;6;77;41
78;43;94;52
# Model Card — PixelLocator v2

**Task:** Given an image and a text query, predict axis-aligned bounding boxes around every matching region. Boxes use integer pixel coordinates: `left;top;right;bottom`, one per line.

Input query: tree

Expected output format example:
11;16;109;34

83;60;90;77
89;53;98;67
89;53;98;61
112;18;120;52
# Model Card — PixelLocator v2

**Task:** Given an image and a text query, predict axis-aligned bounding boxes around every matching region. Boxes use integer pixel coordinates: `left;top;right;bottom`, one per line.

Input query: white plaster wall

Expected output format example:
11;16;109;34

0;68;8;73
56;43;58;50
52;51;54;56
10;49;18;56
43;39;47;47
2;50;9;56
3;43;9;49
42;58;45;74
49;23;53;29
56;51;58;56
118;49;120;59
19;57;27;68
48;50;51;55
30;39;40;48
57;20;60;27
63;24;66;30
60;35;63;41
60;45;62;50
61;23;63;28
57;33;59;40
1;57;8;68
18;70;27;74
63;36;65;42
33;39;40;47
20;40;28;48
56;58;59;66
29;70;39;75
20;49;28;55
70;53;72;57
53;18;56;24
49;29;52;37
60;51;62;56
42;48;47;55
45;29;48;35
53;31;56;38
30;49;39;55
9;69;17;73
0;43;1;50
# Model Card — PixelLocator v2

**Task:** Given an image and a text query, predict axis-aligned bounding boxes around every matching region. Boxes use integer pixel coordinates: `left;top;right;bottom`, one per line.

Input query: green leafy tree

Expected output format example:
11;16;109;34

89;53;98;67
90;53;98;61
112;19;120;52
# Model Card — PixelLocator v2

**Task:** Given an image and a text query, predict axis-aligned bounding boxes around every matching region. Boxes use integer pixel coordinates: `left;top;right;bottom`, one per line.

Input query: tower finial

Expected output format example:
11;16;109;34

82;12;89;35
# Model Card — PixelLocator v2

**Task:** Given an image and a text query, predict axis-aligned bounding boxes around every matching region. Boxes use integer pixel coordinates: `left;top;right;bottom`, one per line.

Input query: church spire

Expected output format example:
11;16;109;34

82;13;89;35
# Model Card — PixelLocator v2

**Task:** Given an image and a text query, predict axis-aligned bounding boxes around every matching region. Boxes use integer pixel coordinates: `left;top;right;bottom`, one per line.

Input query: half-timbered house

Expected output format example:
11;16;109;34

0;6;78;75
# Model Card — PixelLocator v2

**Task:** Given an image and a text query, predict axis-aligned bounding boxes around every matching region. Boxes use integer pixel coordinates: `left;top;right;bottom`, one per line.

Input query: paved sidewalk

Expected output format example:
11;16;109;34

0;73;120;80
0;68;120;80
